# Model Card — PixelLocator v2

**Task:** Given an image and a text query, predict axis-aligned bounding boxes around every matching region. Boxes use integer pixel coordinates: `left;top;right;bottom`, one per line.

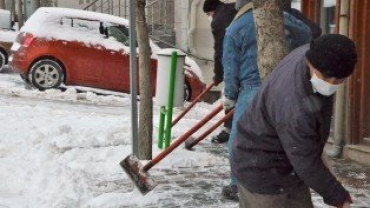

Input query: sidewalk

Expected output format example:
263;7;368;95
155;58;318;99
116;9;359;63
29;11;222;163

133;141;370;208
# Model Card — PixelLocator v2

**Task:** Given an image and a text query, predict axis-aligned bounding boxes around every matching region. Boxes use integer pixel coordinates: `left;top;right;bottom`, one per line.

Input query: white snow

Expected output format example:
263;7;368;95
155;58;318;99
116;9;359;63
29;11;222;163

0;30;18;42
0;71;226;208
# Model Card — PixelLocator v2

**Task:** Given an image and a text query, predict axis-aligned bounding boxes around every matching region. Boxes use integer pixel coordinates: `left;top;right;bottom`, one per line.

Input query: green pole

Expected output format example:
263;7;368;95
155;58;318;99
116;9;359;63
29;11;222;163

164;51;178;148
158;106;166;149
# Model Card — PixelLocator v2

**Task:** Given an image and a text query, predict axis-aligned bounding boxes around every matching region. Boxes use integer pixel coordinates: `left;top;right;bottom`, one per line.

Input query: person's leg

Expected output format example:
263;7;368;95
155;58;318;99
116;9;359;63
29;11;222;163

238;183;287;208
286;183;314;208
221;101;241;200
223;87;259;200
238;183;314;208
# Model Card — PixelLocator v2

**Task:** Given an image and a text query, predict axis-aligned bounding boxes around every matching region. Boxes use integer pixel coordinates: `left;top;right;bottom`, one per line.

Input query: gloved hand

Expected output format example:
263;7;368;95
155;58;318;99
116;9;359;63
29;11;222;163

337;195;352;208
341;202;351;208
212;76;223;86
222;96;235;110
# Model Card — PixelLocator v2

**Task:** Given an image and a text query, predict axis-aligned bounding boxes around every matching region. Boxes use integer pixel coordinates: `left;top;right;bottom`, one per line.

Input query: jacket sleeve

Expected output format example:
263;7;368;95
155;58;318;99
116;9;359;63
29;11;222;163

212;27;226;82
222;32;240;101
276;115;349;207
283;12;312;50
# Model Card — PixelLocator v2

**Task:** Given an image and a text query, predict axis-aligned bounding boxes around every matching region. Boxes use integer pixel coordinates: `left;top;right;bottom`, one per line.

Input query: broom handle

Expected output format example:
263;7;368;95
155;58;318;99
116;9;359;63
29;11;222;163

171;82;216;127
187;109;234;149
144;104;224;171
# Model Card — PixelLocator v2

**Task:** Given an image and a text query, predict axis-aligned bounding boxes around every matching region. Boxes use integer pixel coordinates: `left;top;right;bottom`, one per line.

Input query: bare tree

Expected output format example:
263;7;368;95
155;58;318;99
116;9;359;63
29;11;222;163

252;0;288;80
0;0;6;9
136;0;153;159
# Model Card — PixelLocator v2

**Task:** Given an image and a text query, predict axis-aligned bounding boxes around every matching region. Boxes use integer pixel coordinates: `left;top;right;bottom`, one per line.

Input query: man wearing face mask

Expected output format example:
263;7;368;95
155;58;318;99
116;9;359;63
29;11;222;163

203;0;237;144
231;34;357;208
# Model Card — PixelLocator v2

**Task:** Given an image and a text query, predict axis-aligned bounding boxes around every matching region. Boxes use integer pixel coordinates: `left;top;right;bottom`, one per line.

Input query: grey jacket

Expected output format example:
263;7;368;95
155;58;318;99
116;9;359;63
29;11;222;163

231;44;349;207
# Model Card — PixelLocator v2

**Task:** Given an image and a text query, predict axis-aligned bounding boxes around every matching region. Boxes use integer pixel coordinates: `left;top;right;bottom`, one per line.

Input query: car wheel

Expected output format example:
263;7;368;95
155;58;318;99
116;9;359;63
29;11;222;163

29;59;64;90
0;50;6;72
184;81;191;101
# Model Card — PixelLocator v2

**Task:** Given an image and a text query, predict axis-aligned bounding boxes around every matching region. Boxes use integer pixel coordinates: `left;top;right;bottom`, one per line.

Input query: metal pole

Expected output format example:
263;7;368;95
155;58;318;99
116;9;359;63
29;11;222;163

164;52;178;148
129;0;139;156
118;0;121;16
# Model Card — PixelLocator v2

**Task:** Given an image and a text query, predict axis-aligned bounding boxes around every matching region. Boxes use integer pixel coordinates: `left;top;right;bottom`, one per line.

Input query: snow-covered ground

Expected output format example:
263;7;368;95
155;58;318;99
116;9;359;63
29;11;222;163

0;69;369;208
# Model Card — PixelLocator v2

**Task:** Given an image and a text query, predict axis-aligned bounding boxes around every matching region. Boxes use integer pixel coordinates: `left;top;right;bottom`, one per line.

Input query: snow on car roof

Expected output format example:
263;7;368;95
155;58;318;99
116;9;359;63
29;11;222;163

23;7;129;30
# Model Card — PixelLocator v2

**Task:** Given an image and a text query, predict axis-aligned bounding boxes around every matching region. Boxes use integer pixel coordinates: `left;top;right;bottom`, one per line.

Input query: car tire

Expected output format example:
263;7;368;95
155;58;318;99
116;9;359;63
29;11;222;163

184;81;191;101
0;49;6;72
29;59;64;90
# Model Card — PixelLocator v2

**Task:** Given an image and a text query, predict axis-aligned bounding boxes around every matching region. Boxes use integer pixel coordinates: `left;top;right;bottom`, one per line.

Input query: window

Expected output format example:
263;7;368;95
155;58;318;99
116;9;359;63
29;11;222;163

107;25;130;46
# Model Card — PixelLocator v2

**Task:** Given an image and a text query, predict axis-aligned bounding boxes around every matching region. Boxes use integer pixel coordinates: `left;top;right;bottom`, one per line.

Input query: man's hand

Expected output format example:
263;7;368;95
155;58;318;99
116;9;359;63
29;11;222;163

337;200;352;208
212;76;223;86
342;201;351;208
222;96;235;110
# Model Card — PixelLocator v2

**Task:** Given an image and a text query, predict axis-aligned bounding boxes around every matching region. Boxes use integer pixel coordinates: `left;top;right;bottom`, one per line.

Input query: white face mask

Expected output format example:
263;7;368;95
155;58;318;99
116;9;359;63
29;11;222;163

208;16;213;22
310;73;341;96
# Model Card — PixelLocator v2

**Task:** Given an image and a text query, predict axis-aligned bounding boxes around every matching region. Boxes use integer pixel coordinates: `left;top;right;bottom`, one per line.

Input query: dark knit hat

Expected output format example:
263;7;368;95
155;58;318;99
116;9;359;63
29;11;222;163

306;34;357;79
203;0;221;13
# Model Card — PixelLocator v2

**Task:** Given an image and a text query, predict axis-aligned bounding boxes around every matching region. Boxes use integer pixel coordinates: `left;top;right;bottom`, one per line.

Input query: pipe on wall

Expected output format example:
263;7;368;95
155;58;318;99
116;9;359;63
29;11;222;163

187;0;200;56
327;0;350;158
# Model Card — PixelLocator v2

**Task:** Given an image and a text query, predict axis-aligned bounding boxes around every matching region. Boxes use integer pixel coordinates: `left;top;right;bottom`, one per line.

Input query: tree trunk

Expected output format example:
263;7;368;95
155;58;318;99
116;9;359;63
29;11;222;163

136;0;153;160
252;0;288;80
16;0;24;28
0;0;6;9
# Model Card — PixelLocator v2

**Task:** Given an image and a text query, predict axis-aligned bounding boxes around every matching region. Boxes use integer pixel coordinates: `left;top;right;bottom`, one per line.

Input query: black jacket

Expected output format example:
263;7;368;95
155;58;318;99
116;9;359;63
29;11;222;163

211;2;237;82
286;8;322;39
231;45;349;207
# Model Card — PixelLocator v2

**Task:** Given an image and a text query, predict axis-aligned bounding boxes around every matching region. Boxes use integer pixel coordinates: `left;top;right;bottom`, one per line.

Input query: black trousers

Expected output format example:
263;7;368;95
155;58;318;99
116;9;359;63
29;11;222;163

238;183;314;208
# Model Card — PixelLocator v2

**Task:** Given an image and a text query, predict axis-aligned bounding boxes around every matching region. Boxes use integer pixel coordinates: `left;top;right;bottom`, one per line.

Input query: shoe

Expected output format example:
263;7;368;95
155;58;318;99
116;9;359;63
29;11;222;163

211;130;229;144
222;185;239;201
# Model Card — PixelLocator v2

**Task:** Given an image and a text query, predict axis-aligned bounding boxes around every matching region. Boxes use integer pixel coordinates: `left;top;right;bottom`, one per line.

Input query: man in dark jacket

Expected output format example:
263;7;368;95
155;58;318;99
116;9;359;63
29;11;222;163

231;34;357;208
203;0;237;144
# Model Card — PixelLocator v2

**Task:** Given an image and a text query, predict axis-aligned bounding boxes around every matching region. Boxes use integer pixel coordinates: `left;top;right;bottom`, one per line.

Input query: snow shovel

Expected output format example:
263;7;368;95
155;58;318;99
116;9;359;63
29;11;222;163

171;82;216;127
184;108;234;150
120;104;224;195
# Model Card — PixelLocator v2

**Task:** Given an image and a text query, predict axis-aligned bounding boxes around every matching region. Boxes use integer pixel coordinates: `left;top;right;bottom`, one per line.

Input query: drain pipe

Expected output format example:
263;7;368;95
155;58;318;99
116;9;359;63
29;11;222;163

327;0;350;158
187;0;200;56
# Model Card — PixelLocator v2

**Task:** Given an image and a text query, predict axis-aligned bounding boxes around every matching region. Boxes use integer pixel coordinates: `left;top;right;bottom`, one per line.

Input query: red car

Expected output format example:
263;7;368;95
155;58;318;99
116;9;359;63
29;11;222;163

9;7;205;101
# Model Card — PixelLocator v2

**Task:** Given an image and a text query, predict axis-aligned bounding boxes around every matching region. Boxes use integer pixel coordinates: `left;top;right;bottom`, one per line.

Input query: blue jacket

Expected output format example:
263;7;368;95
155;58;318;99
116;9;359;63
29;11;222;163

223;10;312;102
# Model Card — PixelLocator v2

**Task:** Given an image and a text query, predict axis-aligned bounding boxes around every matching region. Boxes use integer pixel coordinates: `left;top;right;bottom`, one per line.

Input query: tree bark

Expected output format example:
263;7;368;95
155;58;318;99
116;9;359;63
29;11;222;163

253;0;288;80
136;0;153;160
0;0;6;9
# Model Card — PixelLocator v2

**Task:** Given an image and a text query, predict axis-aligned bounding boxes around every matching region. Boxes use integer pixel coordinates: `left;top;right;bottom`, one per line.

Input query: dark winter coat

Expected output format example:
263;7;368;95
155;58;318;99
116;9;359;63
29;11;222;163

286;8;322;39
231;44;349;207
211;2;237;82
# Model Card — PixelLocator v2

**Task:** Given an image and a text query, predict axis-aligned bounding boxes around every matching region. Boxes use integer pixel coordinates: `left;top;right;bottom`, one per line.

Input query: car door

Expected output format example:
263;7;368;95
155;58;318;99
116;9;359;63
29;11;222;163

57;18;106;87
102;25;131;92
